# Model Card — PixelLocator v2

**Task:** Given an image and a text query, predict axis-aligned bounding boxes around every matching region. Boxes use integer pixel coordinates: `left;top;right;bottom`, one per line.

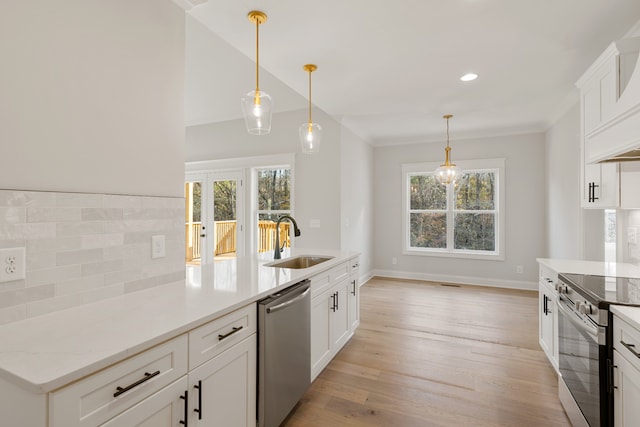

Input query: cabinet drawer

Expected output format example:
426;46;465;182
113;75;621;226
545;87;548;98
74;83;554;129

189;303;256;369
330;262;350;284
614;315;640;370
50;334;188;427
310;269;331;298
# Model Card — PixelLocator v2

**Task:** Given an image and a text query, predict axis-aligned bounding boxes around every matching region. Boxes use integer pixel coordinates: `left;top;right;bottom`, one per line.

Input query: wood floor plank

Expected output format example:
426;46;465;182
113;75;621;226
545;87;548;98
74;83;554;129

283;277;571;426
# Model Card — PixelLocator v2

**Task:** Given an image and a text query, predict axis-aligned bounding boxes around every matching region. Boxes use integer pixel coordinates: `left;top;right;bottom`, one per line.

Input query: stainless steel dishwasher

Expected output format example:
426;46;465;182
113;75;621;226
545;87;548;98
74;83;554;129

258;279;311;427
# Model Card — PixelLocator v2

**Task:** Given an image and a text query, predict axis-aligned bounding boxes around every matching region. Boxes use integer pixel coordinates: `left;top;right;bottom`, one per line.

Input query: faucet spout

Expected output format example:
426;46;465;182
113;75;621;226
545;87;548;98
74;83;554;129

273;215;301;259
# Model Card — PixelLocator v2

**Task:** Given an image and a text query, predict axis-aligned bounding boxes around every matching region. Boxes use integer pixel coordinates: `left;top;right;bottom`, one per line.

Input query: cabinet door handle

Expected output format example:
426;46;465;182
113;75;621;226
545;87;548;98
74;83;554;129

194;380;202;420
113;370;160;397
180;390;189;426
351;280;357;296
218;326;243;341
542;295;547;315
621;340;640;359
336;291;339;310
330;293;337;312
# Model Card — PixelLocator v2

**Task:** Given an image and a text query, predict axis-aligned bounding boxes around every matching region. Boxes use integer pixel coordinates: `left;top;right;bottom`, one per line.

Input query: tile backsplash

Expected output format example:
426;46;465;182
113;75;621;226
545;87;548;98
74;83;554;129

0;190;185;325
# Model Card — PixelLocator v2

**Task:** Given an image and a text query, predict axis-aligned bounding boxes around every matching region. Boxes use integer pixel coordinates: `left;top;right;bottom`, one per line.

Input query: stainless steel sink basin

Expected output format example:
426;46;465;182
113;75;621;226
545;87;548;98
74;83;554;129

267;256;334;269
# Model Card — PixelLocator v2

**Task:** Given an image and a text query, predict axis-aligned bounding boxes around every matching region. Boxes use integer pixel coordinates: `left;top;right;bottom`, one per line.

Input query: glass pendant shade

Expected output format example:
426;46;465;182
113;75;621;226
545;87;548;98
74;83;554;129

435;114;461;185
241;90;272;135
300;122;322;154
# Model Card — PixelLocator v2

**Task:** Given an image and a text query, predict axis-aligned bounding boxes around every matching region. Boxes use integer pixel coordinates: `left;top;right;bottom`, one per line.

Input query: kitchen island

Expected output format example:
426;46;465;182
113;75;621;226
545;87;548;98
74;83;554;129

0;249;359;426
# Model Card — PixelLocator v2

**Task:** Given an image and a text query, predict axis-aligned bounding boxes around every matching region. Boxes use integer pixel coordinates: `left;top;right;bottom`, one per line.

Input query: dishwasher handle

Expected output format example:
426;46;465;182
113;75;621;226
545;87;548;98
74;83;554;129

266;286;311;314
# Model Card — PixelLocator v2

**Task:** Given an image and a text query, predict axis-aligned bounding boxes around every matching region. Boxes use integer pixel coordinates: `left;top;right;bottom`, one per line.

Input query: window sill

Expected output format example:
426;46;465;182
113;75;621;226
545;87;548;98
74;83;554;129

403;248;504;261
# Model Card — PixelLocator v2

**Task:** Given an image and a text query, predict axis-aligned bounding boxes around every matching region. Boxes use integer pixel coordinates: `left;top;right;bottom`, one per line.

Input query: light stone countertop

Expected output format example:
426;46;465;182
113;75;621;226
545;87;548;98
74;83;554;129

537;257;640;330
536;258;640;278
0;249;358;394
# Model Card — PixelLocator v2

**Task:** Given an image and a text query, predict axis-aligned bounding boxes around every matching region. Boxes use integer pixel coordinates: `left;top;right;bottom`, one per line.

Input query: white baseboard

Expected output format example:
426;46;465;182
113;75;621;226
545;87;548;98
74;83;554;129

371;269;537;291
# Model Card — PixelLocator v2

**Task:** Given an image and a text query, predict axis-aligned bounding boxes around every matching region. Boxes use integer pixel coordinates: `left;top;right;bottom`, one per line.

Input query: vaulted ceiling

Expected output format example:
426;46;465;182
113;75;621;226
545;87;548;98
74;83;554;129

185;0;640;145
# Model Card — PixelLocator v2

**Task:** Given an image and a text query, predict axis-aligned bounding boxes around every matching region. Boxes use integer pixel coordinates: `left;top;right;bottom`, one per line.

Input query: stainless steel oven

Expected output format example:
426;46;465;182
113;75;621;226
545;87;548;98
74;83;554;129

556;283;610;427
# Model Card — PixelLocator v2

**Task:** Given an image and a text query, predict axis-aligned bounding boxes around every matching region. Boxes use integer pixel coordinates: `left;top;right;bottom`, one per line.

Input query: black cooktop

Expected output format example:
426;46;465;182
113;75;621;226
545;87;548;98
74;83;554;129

559;273;640;307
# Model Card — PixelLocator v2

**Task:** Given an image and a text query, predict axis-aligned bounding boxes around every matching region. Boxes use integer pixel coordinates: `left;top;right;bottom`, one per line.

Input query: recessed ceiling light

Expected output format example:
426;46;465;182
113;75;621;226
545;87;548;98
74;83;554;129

460;73;478;82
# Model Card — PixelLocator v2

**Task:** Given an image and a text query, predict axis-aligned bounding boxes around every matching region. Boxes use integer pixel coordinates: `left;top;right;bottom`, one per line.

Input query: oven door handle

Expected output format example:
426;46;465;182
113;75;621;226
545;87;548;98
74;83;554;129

556;296;602;343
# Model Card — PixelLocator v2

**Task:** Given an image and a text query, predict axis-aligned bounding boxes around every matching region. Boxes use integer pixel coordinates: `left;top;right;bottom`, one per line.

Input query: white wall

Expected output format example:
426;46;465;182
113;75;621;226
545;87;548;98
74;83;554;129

340;126;374;279
544;103;584;259
373;133;545;289
0;0;185;197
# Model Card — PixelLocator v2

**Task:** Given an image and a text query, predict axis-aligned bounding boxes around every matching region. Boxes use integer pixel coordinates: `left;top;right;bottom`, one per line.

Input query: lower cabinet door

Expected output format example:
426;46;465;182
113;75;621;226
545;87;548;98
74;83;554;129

348;276;359;332
614;349;640;427
311;288;332;381
100;377;188;427
330;279;351;351
189;335;257;427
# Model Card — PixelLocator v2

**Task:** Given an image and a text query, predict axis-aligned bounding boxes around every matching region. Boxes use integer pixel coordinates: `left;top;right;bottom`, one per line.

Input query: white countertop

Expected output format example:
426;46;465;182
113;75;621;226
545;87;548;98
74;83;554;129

0;249;358;394
538;257;640;329
536;258;640;278
611;304;640;327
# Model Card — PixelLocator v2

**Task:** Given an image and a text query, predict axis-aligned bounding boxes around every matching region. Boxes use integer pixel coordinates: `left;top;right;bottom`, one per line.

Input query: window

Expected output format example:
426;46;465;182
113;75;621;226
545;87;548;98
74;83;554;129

255;167;293;253
402;158;505;259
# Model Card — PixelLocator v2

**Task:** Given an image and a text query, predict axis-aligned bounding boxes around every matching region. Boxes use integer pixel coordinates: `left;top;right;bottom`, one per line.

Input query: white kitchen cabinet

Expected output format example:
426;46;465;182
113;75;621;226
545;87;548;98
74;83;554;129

578;64;619;208
100;377;188;427
537;264;559;372
47;304;257;427
50;335;189;427
577;37;640;208
310;258;359;381
188;335;256;427
348;259;360;332
613;314;640;426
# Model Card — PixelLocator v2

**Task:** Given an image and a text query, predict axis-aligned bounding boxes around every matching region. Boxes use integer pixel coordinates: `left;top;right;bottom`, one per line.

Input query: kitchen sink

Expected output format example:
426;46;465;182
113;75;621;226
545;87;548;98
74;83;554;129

266;255;334;269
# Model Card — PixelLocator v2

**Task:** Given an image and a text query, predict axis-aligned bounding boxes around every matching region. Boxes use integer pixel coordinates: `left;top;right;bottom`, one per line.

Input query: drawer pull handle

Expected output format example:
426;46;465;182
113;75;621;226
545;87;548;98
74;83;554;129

621;340;640;359
113;370;160;397
351;280;357;296
194;380;203;419
180;390;188;426
218;326;243;341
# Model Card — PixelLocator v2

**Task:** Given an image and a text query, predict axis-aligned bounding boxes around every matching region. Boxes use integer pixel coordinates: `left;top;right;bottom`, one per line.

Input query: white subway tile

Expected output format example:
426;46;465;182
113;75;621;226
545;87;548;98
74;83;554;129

27;207;81;223
82;233;124;249
27;265;81;287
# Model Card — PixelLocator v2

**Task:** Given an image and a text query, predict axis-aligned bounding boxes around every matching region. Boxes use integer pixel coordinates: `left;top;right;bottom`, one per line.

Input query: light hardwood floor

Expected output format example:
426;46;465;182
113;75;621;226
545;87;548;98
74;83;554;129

283;277;571;427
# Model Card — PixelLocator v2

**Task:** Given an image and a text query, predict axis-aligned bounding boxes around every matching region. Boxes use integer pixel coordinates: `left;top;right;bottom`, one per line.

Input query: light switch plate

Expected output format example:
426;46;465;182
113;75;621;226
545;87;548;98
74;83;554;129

628;227;637;244
151;235;166;259
0;247;26;283
309;219;321;228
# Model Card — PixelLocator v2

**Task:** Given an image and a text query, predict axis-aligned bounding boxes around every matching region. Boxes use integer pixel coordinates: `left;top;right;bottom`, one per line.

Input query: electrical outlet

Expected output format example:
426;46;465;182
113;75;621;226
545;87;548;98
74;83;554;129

516;265;524;274
628;227;637;245
392;257;397;265
151;235;166;259
0;247;26;283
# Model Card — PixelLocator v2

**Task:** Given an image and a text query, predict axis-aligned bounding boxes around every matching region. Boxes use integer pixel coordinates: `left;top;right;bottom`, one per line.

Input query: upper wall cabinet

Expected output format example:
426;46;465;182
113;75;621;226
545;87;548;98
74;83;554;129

576;37;640;208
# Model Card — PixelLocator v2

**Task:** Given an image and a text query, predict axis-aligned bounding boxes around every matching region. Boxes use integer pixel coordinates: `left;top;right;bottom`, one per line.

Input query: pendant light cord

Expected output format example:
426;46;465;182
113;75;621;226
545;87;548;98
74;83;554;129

255;19;260;92
308;70;312;124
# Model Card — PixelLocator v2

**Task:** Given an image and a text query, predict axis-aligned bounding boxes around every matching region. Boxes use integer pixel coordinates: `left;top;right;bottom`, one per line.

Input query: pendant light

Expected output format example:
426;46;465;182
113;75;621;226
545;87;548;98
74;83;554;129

241;11;272;135
434;114;462;185
300;64;322;154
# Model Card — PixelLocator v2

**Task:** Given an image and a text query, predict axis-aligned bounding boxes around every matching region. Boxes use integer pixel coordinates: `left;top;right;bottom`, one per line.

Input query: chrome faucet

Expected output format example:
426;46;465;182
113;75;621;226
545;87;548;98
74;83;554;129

273;215;301;259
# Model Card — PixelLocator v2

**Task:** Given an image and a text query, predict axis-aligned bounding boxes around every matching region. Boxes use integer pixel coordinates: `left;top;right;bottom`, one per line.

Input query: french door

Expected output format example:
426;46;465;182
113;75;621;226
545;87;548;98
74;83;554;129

185;171;244;265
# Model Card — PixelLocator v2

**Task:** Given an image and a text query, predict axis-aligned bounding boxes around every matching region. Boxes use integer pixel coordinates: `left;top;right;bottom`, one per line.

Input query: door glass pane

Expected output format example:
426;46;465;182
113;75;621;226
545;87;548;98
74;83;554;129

185;181;202;265
213;180;237;260
257;168;291;253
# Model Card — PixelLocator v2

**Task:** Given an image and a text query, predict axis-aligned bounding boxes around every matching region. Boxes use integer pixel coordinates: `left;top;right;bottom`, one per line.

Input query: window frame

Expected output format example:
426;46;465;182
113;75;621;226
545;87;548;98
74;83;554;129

402;158;505;260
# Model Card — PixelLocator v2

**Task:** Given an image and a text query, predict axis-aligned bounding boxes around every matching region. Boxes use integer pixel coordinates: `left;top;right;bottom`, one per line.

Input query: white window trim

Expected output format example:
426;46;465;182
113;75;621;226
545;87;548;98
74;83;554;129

401;158;505;261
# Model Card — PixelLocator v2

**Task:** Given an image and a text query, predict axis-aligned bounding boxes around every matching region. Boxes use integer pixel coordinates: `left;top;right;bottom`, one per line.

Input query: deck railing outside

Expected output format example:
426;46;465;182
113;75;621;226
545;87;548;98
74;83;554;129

185;220;290;262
